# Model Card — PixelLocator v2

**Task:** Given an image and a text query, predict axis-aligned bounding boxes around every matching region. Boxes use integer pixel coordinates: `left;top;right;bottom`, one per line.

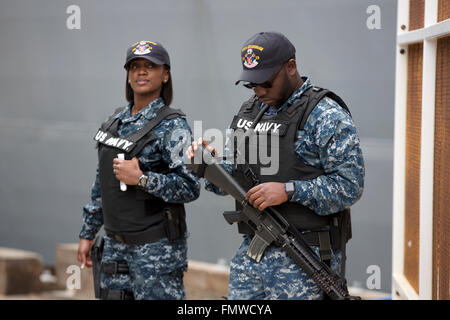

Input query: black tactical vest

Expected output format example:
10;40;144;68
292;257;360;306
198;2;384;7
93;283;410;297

229;86;352;244
93;106;187;244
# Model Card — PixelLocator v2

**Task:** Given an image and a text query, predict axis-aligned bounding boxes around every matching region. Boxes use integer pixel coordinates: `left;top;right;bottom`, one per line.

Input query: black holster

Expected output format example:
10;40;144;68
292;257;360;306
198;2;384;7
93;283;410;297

90;229;105;299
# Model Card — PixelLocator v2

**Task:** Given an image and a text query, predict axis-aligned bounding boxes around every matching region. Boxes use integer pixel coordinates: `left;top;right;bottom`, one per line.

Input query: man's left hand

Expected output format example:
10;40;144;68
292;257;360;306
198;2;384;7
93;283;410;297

246;182;288;211
113;157;143;186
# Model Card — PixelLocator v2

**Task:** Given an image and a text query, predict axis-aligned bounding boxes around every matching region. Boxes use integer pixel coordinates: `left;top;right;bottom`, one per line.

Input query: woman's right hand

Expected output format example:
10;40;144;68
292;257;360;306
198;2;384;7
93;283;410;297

186;138;216;159
77;238;94;268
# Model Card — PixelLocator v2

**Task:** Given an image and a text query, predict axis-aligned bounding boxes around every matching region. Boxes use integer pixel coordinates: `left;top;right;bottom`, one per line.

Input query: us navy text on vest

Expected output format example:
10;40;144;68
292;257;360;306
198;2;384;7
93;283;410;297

235;118;286;134
94;129;134;152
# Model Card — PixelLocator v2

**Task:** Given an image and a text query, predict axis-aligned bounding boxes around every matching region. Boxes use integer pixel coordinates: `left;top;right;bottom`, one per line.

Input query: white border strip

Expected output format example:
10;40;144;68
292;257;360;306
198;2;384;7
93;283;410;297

417;0;438;301
418;38;436;301
393;273;419;300
397;19;450;45
392;0;409;299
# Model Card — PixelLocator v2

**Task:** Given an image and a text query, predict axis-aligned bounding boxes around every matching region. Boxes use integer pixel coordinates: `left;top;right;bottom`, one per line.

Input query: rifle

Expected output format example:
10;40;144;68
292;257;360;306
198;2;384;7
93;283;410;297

187;146;360;300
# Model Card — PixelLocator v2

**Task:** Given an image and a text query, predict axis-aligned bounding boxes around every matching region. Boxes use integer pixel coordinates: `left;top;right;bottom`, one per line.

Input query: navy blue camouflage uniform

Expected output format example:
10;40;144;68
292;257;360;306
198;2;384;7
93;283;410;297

205;76;365;299
80;97;200;300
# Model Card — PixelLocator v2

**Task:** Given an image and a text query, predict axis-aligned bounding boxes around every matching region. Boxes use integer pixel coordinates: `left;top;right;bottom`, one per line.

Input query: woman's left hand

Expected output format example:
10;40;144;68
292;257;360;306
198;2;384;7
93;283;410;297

113;157;143;186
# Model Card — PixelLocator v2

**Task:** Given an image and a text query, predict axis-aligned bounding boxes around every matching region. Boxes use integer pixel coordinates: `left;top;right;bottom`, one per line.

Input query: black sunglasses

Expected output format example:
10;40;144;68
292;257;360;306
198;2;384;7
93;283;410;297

243;64;285;89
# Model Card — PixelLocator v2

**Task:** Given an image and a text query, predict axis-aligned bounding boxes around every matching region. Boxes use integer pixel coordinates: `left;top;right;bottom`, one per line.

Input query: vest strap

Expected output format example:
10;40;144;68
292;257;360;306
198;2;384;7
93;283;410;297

285;91;310;118
298;87;351;130
243;95;258;113
318;231;333;263
127;108;186;157
96;106;186;156
101;106;127;131
127;107;185;145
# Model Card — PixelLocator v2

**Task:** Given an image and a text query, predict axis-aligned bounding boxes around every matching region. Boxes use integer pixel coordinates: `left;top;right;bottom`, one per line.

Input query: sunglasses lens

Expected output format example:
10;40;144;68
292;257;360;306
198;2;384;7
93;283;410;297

243;82;272;89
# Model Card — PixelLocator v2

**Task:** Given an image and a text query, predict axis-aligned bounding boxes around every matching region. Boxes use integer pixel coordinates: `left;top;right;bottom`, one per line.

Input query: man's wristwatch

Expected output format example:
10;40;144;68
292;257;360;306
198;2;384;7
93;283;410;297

284;182;295;200
137;174;149;188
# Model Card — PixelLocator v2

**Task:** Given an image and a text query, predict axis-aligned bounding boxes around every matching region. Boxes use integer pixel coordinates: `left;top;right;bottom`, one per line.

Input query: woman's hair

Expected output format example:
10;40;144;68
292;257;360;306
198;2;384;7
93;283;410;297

125;65;173;106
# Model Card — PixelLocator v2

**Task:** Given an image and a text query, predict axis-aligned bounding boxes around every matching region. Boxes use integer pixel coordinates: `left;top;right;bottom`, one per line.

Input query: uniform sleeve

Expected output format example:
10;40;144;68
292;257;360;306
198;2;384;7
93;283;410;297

203;163;232;195
290;97;365;215
79;167;104;240
140;117;201;203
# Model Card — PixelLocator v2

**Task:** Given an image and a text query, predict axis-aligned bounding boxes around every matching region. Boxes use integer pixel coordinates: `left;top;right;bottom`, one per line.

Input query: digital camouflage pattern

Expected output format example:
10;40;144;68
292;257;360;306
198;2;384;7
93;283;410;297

228;235;343;300
289;78;364;216
101;234;187;300
205;76;364;300
79;97;199;300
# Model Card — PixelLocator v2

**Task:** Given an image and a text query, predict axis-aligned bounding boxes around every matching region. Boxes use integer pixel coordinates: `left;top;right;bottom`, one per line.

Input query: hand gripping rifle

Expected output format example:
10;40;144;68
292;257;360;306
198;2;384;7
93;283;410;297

186;146;360;300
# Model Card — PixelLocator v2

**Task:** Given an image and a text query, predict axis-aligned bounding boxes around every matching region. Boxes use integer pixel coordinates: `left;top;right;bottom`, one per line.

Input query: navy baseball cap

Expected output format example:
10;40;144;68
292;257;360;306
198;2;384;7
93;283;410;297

124;40;170;69
235;31;296;85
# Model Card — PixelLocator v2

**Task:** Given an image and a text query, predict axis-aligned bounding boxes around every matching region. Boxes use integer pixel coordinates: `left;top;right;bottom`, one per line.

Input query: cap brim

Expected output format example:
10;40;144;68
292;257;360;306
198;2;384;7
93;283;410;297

124;55;165;69
235;65;278;85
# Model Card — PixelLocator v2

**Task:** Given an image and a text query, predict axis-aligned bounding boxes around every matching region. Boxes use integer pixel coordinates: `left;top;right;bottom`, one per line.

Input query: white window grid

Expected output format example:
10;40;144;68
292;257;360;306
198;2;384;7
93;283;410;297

393;0;450;300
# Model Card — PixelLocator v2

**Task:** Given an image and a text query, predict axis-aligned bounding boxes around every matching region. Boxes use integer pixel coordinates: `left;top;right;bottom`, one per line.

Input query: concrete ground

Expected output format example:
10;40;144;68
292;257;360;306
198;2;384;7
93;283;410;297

0;245;390;300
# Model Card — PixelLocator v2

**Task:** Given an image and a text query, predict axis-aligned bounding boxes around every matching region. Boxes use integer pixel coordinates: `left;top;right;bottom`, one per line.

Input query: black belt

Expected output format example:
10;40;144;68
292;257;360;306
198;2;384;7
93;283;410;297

101;261;129;274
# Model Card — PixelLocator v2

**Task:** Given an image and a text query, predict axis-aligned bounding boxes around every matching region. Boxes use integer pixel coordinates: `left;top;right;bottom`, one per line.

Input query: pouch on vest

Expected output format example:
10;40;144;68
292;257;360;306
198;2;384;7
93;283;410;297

164;205;187;242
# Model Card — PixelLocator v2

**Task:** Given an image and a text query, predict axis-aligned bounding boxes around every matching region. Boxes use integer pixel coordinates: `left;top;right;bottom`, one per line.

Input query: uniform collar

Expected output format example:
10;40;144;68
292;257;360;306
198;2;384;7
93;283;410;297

283;76;312;108
261;76;312;115
117;97;165;122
